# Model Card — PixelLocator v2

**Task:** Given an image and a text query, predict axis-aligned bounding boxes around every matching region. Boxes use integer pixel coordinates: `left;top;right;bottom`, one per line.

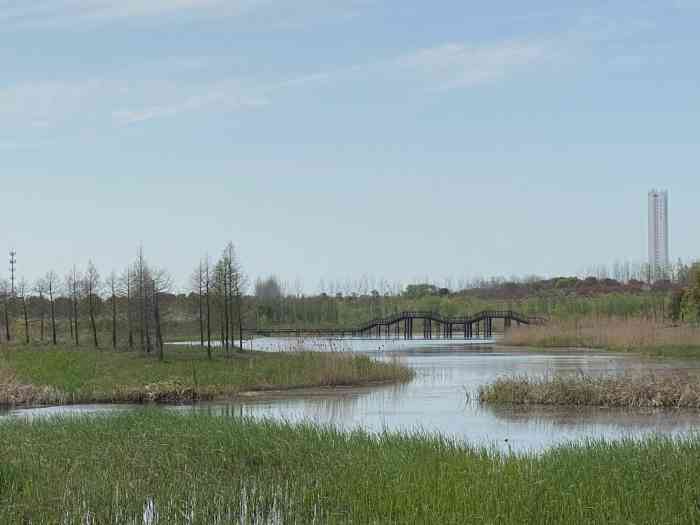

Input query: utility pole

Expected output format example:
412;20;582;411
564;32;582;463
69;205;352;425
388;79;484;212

9;250;16;296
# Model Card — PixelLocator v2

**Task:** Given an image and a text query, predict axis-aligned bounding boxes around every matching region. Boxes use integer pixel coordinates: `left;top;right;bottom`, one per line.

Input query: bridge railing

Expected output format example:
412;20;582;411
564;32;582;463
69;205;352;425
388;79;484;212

244;309;542;335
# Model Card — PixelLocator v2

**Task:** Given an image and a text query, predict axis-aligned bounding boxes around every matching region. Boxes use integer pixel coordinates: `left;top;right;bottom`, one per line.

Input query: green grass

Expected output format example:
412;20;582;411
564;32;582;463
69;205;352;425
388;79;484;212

0;344;412;406
1;411;699;524
633;345;700;358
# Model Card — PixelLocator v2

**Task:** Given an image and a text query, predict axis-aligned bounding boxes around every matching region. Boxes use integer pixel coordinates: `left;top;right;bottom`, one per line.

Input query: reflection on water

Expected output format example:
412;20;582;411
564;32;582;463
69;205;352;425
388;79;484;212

3;343;700;452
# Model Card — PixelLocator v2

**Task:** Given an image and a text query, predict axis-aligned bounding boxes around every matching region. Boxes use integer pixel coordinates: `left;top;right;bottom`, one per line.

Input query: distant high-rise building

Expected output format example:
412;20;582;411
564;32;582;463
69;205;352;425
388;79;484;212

648;189;669;281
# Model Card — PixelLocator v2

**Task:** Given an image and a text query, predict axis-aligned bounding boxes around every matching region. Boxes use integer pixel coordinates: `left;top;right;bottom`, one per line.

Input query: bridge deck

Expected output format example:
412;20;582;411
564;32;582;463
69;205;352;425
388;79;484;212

243;310;543;340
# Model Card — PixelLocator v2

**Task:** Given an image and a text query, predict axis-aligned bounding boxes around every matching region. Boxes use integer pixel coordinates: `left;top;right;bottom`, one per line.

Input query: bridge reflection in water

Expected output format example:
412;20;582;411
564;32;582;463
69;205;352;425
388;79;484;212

243;310;544;340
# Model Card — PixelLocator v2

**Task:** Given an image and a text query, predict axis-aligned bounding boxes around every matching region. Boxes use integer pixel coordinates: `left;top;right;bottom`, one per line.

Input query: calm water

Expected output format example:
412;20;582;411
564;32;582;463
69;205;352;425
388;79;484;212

4;340;700;453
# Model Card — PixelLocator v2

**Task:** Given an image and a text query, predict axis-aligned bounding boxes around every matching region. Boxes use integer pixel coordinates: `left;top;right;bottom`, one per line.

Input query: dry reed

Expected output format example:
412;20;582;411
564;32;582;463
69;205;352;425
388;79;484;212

505;317;700;350
479;373;700;408
0;368;67;406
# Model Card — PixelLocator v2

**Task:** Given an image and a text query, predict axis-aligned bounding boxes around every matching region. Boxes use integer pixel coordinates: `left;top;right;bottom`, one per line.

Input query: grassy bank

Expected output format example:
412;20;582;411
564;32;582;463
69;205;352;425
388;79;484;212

479;373;700;408
505;317;700;355
0;344;412;407
1;411;699;524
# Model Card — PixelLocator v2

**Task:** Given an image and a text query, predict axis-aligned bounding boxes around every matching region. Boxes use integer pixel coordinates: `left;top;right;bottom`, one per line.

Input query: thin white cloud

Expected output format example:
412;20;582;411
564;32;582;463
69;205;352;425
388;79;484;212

394;40;550;91
274;11;660;95
0;38;551;133
276;38;555;94
0;0;266;27
0;9;656;135
0;76;267;130
112;83;269;125
0;0;364;28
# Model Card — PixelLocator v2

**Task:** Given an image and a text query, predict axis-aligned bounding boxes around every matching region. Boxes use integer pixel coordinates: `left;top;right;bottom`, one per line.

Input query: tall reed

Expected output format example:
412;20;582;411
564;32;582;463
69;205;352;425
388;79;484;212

505;317;700;351
479;373;700;408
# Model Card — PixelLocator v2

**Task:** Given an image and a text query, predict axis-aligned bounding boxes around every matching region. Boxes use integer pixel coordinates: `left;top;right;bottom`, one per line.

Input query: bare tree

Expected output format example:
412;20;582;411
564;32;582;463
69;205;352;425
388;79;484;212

109;271;118;349
34;278;47;343
66;267;82;346
190;261;206;352
0;279;11;342
18;278;29;344
213;258;229;353
134;247;152;353
205;256;212;358
151;268;172;361
120;266;135;350
45;271;59;345
84;261;101;348
223;243;246;351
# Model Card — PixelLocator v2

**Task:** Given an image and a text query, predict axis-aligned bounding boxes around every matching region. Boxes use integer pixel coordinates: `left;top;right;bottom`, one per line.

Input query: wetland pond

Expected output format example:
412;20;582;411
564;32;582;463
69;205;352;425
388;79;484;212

4;339;700;453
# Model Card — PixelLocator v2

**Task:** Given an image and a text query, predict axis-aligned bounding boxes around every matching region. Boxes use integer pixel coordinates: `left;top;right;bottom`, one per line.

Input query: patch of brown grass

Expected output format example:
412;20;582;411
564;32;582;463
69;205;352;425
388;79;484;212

0;368;68;406
479;373;700;408
505;317;700;351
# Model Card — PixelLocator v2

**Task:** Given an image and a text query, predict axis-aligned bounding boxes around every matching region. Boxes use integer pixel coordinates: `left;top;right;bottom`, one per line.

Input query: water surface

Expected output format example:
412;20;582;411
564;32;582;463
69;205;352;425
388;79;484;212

4;341;700;452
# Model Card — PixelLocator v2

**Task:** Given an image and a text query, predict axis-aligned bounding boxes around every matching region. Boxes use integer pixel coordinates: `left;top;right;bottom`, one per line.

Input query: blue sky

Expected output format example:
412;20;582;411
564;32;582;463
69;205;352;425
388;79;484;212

2;0;698;292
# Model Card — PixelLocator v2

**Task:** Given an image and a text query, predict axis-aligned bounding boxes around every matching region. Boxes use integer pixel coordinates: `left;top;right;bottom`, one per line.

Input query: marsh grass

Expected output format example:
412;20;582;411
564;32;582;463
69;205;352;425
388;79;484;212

506;317;700;355
1;411;700;524
0;344;412;407
479;373;700;408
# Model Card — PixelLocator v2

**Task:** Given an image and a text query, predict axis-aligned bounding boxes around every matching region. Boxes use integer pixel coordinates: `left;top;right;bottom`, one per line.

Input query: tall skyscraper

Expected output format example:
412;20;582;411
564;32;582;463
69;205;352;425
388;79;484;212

648;189;669;281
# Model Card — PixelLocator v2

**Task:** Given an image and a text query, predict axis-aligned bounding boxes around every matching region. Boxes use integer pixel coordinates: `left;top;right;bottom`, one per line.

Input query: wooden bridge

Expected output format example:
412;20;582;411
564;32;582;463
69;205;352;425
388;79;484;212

243;310;543;340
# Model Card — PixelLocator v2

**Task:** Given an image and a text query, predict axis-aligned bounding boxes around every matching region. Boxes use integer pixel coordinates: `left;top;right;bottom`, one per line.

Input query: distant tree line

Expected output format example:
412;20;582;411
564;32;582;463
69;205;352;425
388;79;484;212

0;242;247;361
1;251;698;349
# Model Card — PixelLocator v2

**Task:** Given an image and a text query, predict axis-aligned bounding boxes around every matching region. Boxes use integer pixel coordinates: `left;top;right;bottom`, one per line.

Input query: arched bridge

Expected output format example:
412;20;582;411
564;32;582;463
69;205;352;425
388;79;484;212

243;310;543;340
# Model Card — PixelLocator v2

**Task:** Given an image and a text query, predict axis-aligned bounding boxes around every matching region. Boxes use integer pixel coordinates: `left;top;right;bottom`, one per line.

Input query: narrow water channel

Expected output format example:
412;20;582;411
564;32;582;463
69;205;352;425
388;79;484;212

4;341;700;453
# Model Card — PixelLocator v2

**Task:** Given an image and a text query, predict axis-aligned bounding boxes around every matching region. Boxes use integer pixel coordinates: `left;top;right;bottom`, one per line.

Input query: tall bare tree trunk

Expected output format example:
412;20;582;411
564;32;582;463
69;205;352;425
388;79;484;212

68;305;74;341
223;267;230;353
198;265;205;349
112;288;117;349
237;293;244;351
38;291;45;342
73;293;79;346
22;296;29;345
4;302;10;342
49;289;56;345
144;276;152;354
154;282;164;361
220;306;225;353
137;251;146;353
72;267;80;347
90;306;98;348
205;260;212;359
126;269;134;350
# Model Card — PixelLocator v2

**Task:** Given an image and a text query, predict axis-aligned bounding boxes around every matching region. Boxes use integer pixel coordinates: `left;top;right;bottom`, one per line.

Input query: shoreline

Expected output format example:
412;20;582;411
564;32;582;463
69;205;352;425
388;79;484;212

0;344;413;410
0;377;408;412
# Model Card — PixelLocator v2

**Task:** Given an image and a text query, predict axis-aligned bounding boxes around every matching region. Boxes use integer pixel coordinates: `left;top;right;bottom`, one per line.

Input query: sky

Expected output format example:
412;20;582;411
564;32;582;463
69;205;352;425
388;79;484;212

1;0;699;293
